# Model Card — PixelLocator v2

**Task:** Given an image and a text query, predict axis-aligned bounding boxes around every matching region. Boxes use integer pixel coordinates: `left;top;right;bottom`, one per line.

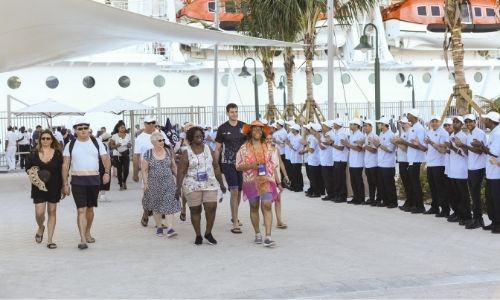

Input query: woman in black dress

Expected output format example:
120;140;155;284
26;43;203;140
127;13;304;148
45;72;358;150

25;129;64;249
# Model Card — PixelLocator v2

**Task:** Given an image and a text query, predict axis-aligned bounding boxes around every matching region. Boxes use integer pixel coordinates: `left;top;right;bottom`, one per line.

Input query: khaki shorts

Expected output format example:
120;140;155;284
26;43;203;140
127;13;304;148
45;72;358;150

185;190;218;207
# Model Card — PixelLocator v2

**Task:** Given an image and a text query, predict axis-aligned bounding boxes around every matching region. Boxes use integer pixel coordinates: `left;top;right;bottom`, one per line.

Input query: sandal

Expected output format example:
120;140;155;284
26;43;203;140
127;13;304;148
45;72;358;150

86;237;96;243
141;215;148;227
46;243;57;249
230;227;242;234
277;223;288;229
78;243;88;250
231;219;243;226
180;212;186;222
35;226;45;244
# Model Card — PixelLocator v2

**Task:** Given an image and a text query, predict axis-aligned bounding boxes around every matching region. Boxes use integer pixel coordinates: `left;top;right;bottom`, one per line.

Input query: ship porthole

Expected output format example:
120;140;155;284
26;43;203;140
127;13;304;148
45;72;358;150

422;72;431;83
368;73;375;84
474;72;483;83
154;75;165;88
396;73;405;84
83;76;95;88
118;76;130;88
221;74;229;87
313;74;323;85
253;75;264;86
188;75;200;87
46;76;59;89
7;76;21;89
341;73;351;84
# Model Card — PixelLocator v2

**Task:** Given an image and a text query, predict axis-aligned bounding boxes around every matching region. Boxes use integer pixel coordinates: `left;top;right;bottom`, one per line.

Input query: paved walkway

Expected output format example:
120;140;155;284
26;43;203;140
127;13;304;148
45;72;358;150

1;172;500;299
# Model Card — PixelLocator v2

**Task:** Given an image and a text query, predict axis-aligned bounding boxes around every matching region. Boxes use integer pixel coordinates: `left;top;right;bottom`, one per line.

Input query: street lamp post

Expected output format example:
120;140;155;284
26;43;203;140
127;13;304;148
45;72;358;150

355;23;380;122
277;75;286;109
405;74;415;108
239;57;259;120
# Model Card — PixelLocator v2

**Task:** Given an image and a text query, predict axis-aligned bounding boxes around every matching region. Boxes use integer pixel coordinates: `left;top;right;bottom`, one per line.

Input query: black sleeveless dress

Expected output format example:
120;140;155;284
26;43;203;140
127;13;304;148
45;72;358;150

25;150;63;204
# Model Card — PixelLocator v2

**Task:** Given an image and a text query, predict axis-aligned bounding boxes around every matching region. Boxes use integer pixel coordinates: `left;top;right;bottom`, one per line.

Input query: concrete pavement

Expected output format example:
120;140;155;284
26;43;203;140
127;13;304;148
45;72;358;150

1;172;500;299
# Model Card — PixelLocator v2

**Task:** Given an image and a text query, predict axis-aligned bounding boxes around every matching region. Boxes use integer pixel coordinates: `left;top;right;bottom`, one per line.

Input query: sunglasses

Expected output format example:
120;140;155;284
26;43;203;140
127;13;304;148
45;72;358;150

41;137;52;141
77;126;89;131
155;139;165;142
145;121;156;125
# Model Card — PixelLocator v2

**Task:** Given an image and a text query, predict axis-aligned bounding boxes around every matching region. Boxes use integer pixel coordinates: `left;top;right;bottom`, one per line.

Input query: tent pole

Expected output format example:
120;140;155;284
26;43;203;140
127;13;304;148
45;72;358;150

7;95;11;126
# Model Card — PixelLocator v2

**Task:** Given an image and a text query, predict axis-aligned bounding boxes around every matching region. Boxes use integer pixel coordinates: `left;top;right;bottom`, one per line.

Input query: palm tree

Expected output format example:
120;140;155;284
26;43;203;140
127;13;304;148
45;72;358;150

478;95;500;113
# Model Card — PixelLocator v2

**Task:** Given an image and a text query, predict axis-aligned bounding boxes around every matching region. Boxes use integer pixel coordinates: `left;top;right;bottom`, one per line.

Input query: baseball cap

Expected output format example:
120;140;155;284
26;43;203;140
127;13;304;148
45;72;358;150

376;116;390;125
443;118;453;125
429;115;441;121
406;108;420;119
290;124;301;131
311;123;322;132
399;116;410;124
144;115;156;123
481;111;500;123
333;118;344;127
276;119;285;126
303;123;312;130
349;119;363;127
322;120;334;128
464;114;476;121
453;116;464;124
73;117;90;128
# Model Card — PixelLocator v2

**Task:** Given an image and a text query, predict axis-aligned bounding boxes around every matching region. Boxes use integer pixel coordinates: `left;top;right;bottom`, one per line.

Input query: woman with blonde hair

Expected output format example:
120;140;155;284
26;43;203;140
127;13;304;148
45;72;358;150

236;120;279;247
25;129;65;249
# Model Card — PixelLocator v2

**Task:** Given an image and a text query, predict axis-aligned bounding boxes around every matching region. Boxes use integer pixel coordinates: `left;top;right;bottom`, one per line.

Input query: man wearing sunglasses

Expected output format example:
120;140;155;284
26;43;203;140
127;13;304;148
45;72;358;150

133;115;169;227
62;117;111;250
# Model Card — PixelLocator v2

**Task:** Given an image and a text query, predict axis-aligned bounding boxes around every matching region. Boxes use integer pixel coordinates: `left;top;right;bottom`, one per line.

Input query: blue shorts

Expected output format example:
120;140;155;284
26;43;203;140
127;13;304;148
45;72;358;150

220;163;243;190
249;192;274;202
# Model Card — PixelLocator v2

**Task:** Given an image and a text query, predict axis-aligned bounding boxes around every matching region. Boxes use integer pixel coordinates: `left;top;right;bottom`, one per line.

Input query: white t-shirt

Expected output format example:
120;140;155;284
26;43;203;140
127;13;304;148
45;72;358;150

134;131;168;159
467;127;487;170
5;131;18;149
364;132;378;168
63;138;107;174
18;132;31;146
54;131;64;144
448;131;468;179
111;133;131;156
348;130;365;168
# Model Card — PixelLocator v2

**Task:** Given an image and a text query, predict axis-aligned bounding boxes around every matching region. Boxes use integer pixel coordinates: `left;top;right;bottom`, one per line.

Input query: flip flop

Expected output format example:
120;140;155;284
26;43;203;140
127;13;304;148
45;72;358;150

231;219;243;226
46;243;57;249
277;223;288;229
141;216;148;227
180;212;186;222
78;243;88;250
35;226;45;244
86;237;96;243
230;228;242;234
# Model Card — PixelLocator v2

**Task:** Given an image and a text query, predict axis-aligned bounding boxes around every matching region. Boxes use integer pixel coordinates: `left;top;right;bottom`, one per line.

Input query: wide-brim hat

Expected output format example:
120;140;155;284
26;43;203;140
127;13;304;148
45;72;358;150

242;120;272;136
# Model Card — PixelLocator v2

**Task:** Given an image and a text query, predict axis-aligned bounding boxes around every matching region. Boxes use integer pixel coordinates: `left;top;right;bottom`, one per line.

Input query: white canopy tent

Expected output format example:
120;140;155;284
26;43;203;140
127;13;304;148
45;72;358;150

13;99;85;127
0;0;302;73
88;97;153;115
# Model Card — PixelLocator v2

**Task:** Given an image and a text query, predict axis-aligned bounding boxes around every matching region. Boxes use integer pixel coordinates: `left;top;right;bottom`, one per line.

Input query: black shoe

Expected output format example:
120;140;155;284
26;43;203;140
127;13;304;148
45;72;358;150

410;207;426;214
347;200;357;204
483;224;493;231
459;218;472;226
194;236;203;245
333;198;347;203
322;196;333;201
204;233;217;245
447;215;460;222
386;204;398;209
435;211;450;218
492;227;500;234
376;202;387;207
424;208;439;215
399;205;410;212
365;199;375;205
465;218;484;229
309;193;321;198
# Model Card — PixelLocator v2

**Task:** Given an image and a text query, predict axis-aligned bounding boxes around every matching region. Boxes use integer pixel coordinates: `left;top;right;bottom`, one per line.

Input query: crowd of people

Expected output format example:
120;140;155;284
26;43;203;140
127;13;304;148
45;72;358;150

17;103;500;250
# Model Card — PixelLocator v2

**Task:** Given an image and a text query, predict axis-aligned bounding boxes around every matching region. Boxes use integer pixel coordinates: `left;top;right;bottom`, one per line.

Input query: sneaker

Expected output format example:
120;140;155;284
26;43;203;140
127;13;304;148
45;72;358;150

204;233;217;245
194;236;203;245
254;235;263;244
263;238;276;247
166;228;177;238
156;228;164;237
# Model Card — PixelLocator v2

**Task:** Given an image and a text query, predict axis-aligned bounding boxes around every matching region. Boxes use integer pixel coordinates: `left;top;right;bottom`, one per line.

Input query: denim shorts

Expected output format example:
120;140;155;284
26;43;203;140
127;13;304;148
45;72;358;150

220;163;243;190
248;192;274;202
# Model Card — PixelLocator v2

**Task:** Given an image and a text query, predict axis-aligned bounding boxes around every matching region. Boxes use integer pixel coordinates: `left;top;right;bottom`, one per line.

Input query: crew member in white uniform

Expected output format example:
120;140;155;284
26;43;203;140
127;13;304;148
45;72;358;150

374;117;397;208
342;119;365;204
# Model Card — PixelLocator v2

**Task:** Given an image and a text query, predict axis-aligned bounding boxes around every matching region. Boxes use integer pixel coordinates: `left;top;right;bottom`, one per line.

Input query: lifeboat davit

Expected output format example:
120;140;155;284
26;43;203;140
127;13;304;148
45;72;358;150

382;0;500;49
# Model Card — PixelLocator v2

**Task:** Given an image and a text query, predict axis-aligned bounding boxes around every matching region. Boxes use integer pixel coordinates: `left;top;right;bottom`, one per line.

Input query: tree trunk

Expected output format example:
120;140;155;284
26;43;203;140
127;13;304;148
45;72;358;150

283;47;295;120
304;33;315;102
262;58;277;121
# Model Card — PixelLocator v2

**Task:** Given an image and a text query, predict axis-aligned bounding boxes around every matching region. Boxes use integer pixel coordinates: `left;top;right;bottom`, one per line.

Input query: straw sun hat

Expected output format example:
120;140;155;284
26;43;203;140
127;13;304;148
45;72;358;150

242;120;272;136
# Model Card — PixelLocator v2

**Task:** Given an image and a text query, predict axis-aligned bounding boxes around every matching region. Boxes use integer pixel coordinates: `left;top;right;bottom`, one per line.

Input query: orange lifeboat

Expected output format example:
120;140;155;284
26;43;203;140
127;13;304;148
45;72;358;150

382;0;500;32
177;0;243;31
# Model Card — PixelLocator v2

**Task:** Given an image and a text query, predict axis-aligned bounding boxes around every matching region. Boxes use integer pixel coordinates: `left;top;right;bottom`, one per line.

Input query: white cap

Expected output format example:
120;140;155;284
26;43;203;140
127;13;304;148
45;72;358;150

311;123;322;132
276;119;285;126
376;116;390;125
453;116;464;124
399;116;410;124
464;114;476;121
321;120;334;128
303;123;312;129
290;124;301;131
73;117;90;128
285;120;295;126
333;118;344;127
144;115;156;123
271;123;279;129
406;108;420;119
481;111;500;123
349;119;363;127
260;119;269;125
444;118;453;125
363;119;375;126
429;115;441;121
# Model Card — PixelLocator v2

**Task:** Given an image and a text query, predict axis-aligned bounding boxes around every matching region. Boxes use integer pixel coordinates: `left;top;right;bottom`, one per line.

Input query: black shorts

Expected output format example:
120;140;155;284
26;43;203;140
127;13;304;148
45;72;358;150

33;198;60;205
71;185;99;209
220;163;243;190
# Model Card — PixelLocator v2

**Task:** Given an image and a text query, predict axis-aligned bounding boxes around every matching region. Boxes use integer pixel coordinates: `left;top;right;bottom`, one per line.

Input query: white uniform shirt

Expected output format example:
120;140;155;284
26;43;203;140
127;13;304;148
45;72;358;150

285;132;293;160
348;130;365;168
444;133;452;176
18;132;31;146
396;130;408;163
377;130;396;168
307;135;321;166
448;130;468;179
5;131;18;149
332;128;349;162
467;127;487;170
53;131;64;144
486;126;500;180
407;122;426;164
289;133;303;164
273;128;287;155
425;127;448;167
319;132;333;167
364;132;378;168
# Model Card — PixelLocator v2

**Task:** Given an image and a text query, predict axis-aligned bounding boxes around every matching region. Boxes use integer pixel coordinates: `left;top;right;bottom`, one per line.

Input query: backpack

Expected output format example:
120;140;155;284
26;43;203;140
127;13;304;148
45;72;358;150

68;136;105;176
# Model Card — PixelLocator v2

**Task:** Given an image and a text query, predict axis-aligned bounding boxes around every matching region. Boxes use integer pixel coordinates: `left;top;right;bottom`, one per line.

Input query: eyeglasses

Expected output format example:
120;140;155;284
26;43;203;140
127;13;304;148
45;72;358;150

41;137;52;141
145;121;156;125
155;139;165;142
77;126;89;131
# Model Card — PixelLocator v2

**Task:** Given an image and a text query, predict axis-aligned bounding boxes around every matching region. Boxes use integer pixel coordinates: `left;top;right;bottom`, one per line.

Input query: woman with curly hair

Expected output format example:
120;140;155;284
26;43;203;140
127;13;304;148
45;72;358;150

109;120;131;190
236;120;279;247
25;129;65;249
176;126;226;245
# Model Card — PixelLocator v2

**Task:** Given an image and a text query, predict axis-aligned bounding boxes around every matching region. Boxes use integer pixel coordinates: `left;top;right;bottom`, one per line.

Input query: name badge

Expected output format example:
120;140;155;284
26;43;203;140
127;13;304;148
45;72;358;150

258;163;266;176
196;171;208;182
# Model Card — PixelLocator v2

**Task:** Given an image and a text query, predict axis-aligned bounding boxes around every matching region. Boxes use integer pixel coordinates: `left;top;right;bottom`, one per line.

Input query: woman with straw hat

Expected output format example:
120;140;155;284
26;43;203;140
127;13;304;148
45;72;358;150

236;120;279;247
